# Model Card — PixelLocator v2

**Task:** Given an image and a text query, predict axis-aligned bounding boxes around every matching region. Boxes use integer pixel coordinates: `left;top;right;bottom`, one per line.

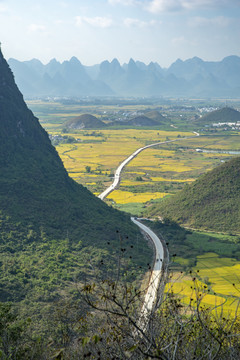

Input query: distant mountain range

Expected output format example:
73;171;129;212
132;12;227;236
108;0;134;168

8;55;240;98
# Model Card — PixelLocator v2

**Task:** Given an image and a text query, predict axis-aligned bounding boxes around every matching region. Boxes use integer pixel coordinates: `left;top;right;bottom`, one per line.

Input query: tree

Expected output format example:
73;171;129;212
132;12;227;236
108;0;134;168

78;274;240;360
0;302;30;359
85;166;91;173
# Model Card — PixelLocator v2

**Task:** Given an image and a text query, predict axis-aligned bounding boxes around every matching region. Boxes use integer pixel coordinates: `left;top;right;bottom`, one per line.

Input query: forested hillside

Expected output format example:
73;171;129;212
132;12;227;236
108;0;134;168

0;47;151;316
66;113;106;129
194;107;240;125
1;47;240;359
145;156;240;233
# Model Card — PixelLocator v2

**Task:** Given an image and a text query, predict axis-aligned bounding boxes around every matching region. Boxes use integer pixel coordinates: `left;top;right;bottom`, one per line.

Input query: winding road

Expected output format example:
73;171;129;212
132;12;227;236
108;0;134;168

98;132;199;200
131;217;164;320
98;132;199;320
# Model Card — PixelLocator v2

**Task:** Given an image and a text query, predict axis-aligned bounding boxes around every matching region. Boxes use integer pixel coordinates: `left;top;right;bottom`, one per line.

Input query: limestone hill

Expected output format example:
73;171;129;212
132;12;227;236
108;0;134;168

145;110;166;124
125;115;159;127
194;107;240;126
0;47;150;304
66;113;106;129
144;157;240;233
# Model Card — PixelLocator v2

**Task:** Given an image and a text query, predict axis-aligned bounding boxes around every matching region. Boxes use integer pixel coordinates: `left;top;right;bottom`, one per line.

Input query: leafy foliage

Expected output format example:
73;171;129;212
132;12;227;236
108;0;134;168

1;273;239;359
0;47;152;331
0;46;147;246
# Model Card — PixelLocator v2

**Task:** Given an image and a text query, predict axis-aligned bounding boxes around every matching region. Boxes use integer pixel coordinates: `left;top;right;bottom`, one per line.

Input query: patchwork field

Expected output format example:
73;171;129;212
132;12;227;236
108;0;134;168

50;129;240;211
107;190;169;204
168;253;240;314
53;129;198;194
31;101;240;315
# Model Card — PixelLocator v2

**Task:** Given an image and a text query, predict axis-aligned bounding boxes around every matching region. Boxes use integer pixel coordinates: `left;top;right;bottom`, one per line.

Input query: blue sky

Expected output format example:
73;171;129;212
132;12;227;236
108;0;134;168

0;0;240;67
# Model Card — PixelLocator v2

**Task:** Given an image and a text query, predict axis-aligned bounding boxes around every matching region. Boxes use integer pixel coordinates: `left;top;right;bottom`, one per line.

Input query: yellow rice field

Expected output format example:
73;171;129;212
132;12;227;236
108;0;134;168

168;253;240;314
54;129;239;207
38;115;240;313
107;190;169;204
151;177;194;182
126;148;206;175
194;254;240;298
55;129;197;192
121;180;153;186
174;135;240;151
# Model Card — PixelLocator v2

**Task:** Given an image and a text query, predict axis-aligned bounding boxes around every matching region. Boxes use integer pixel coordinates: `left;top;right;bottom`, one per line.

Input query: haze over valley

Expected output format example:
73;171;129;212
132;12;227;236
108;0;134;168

8;55;240;98
0;0;240;358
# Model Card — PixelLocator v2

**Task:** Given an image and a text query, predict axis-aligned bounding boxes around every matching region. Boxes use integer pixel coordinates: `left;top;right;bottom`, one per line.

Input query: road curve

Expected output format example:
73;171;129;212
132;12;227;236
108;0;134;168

98;132;199;200
98;132;199;322
131;217;164;318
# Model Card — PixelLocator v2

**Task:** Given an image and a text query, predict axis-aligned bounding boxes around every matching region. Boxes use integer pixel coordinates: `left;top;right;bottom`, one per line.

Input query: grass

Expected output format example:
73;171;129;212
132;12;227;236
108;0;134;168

112;202;146;216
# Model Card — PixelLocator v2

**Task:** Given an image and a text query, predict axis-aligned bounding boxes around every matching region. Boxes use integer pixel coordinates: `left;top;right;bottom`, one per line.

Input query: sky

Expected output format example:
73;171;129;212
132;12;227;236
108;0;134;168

0;0;240;67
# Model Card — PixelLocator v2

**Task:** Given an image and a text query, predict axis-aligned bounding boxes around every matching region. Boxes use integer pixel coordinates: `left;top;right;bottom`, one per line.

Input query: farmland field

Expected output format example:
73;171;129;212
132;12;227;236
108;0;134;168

36;123;239;211
29;100;240;313
168;253;240;314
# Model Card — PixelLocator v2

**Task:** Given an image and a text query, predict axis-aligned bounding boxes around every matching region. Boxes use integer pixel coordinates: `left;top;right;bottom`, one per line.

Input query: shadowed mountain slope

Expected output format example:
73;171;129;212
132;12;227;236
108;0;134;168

0;47;138;244
125;115;159;127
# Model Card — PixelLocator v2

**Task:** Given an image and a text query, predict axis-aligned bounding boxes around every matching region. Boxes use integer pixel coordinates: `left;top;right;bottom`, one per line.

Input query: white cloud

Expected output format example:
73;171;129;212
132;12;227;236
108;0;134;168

147;0;184;13
181;0;230;10
28;24;46;32
124;18;157;27
75;16;113;28
189;16;231;28
147;0;240;13
108;0;138;5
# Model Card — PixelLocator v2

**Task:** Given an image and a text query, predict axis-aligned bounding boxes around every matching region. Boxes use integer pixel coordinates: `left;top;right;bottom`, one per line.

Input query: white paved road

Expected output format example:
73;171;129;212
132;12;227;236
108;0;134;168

98;132;199;322
131;217;164;318
98;132;199;200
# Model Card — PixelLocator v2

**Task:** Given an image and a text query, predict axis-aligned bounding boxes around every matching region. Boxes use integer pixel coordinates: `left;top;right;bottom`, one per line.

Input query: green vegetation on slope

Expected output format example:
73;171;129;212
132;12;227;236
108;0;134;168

146;219;240;269
0;47;152;331
65;113;106;129
0;52;137;244
144;156;240;233
145;110;166;124
194;106;240;125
